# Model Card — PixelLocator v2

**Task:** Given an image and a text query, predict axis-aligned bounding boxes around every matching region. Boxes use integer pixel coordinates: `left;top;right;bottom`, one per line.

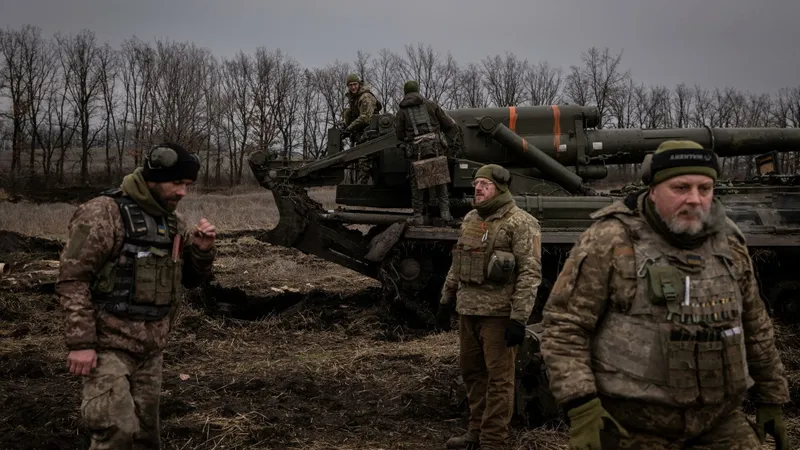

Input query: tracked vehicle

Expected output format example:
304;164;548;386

247;104;800;421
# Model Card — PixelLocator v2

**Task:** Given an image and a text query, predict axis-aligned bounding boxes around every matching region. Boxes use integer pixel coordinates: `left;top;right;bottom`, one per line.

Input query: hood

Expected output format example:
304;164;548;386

399;92;425;108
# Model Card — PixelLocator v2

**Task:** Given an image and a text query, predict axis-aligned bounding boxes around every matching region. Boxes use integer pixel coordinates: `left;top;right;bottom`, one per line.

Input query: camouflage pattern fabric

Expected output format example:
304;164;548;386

440;201;542;324
56;195;216;355
344;84;378;134
356;157;371;184
540;192;789;441
81;349;163;449
598;405;760;449
459;315;517;449
408;162;449;218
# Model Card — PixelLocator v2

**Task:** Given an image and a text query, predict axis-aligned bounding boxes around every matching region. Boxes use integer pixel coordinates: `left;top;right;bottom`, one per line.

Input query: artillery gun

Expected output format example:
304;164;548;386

248;104;800;423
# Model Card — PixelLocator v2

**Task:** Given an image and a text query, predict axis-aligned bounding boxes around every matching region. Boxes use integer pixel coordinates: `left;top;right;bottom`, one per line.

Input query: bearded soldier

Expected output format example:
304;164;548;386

437;164;542;449
540;140;790;449
56;142;216;449
342;73;381;184
395;80;459;224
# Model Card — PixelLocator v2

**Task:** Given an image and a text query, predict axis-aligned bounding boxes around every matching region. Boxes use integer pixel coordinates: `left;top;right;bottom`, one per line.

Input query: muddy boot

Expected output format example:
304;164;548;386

445;430;480;449
408;188;425;225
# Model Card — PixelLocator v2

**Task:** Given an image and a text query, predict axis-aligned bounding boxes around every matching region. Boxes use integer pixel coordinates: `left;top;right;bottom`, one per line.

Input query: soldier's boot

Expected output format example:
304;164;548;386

407;188;425;225
437;184;452;221
445;429;480;449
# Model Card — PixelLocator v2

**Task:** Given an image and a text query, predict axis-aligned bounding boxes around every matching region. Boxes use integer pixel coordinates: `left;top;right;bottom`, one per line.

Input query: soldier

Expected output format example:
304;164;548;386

540;140;790;450
436;164;542;450
395;80;459;224
56;142;217;449
341;73;381;184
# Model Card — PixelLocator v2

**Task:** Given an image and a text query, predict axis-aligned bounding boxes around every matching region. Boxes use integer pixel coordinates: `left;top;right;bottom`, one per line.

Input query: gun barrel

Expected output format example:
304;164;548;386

478;116;585;193
585;127;800;164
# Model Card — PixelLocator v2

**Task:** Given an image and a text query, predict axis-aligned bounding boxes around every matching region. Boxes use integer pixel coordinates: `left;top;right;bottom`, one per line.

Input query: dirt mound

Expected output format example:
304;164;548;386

0;230;62;259
0;185;104;205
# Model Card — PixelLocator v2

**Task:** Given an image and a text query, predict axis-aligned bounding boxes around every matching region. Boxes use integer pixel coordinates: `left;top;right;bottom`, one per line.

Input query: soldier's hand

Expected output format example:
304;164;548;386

67;349;97;376
192;218;216;251
435;303;454;331
755;404;789;450
504;320;526;347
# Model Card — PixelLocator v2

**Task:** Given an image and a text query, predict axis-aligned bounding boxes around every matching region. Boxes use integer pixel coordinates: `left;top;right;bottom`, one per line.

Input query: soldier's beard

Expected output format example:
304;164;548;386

666;205;711;235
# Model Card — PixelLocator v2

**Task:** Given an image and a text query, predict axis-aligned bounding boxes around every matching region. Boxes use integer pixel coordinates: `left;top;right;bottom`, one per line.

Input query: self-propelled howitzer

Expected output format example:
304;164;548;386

248;104;800;323
248;103;800;425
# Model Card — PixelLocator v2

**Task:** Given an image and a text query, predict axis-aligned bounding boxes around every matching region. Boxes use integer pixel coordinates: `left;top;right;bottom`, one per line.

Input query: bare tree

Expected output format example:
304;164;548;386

120;37;156;165
525;61;563;105
398;43;458;106
250;47;280;156
564;47;630;128
0;27;29;177
272;52;301;161
55;29;105;183
220;51;254;185
369;48;403;114
673;83;694;128
300;69;329;159
453;63;488;109
310;60;352;134
481;52;527;107
97;43;122;178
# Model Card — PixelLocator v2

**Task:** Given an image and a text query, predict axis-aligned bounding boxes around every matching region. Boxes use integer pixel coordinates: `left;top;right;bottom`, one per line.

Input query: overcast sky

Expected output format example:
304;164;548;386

2;0;798;94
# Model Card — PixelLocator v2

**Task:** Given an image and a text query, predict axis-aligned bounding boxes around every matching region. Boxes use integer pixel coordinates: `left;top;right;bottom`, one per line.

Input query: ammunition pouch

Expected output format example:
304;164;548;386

451;248;486;285
646;265;684;307
662;327;699;405
487;250;516;283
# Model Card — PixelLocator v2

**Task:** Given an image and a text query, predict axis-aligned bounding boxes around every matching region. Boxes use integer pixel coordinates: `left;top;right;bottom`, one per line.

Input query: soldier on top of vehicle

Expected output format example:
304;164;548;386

395;80;459;224
341;73;381;184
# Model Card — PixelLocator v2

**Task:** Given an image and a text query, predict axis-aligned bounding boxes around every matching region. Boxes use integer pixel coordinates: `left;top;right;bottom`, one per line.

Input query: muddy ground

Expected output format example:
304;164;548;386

1;229;798;450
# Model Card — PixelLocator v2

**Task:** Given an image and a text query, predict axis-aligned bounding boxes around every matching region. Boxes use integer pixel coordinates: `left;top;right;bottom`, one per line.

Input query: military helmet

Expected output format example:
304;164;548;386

346;73;361;85
403;80;420;94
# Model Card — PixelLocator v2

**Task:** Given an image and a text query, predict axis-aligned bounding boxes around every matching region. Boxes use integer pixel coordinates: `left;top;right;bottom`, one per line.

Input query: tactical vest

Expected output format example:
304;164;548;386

406;104;443;159
91;189;183;321
346;91;382;124
451;205;519;285
590;211;751;407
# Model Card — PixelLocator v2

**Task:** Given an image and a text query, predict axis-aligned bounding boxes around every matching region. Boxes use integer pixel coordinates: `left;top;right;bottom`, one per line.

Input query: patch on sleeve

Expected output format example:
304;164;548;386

65;223;92;259
612;246;634;257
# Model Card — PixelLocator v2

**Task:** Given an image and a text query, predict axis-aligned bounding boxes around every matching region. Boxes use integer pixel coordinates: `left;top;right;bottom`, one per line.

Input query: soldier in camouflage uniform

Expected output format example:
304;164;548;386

436;164;542;450
540;140;790;450
342;73;381;184
56;142;217;450
396;80;459;224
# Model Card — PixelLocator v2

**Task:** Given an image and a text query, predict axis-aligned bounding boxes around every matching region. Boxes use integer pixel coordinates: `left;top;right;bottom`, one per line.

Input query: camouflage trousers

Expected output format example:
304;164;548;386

408;163;449;218
599;400;761;449
459;315;517;449
356;157;371;184
81;349;163;450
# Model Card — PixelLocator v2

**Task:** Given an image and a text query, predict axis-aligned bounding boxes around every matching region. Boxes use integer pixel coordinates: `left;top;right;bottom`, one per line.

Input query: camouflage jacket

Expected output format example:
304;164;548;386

540;193;789;408
440;201;542;323
56;195;215;357
395;92;457;144
344;84;379;133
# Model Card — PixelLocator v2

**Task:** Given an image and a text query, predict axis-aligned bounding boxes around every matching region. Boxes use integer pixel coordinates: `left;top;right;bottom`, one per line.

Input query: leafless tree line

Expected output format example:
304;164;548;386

1;25;799;187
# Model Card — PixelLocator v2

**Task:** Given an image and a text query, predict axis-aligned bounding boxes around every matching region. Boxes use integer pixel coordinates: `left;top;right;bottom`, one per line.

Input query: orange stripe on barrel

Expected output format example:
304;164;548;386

552;105;561;151
509;106;518;132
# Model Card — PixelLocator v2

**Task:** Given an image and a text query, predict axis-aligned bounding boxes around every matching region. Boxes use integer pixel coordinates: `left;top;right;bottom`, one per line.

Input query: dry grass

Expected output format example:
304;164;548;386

0;186;337;240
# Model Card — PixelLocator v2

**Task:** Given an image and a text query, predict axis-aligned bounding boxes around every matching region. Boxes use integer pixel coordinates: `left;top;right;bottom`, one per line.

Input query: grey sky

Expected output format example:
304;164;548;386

2;0;799;94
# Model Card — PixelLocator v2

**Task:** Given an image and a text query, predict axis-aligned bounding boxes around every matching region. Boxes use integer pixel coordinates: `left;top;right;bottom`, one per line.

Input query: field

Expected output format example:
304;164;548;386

1;186;798;449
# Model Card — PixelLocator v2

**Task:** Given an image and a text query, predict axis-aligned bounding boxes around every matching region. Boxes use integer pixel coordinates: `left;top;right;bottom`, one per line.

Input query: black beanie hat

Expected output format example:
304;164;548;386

142;142;200;182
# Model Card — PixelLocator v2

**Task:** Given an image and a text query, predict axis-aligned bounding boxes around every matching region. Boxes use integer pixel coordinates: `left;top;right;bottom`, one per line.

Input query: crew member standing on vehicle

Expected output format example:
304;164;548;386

437;164;542;450
56;142;217;449
540;140;790;449
341;73;381;184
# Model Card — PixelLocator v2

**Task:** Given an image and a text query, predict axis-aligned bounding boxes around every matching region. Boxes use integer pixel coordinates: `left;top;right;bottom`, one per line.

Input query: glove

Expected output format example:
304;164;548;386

435;302;454;331
503;320;526;347
567;397;629;450
755;404;789;450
